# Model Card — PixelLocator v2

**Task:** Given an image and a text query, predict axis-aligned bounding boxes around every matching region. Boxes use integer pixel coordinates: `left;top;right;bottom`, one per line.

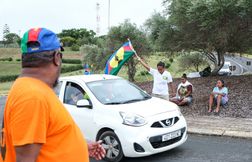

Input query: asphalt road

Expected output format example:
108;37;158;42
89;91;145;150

226;55;252;74
0;98;252;161
91;134;252;162
225;57;243;75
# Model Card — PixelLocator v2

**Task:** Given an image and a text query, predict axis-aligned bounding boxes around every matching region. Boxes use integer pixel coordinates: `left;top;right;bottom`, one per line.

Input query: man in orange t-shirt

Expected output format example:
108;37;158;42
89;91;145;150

1;28;105;162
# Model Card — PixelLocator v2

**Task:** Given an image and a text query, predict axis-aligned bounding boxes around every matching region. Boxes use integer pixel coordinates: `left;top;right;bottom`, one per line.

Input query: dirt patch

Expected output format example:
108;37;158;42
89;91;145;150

136;75;252;118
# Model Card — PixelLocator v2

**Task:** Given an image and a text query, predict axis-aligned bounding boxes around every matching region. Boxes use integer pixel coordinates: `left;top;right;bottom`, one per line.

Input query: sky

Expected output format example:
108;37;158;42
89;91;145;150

0;0;164;39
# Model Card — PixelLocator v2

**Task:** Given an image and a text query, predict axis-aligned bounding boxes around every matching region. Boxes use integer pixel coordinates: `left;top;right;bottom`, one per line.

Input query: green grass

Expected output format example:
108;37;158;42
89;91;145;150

0;81;13;96
0;47;82;60
243;53;252;59
0;62;21;76
0;49;208;94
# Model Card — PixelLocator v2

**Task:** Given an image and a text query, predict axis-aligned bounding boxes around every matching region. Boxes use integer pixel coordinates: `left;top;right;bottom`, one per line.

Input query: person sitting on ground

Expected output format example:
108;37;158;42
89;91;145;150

170;74;193;106
208;80;228;113
136;56;176;100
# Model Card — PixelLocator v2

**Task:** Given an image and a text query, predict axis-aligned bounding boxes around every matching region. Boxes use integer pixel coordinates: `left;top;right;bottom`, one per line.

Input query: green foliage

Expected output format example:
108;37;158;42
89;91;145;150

16;58;21;62
0;57;13;61
145;12;170;51
0;74;18;82
70;44;80;51
80;43;109;72
139;71;150;76
61;64;83;73
60;36;76;47
169;58;174;63
107;20;152;81
62;58;82;64
165;62;171;69
58;28;96;46
177;51;209;72
3;33;21;47
147;0;252;74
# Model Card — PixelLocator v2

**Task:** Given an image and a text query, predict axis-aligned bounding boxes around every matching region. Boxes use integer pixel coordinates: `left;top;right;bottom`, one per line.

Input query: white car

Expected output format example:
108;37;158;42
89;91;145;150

55;74;187;162
218;62;232;76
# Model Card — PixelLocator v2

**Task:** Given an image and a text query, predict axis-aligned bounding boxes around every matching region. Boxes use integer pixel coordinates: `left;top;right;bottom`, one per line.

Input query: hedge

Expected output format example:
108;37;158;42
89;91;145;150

62;58;82;64
0;74;19;82
61;64;83;73
0;57;13;62
0;65;83;83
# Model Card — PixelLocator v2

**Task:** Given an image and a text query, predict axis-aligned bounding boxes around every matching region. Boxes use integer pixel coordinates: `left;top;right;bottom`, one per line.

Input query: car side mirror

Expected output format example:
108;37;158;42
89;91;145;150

76;99;92;109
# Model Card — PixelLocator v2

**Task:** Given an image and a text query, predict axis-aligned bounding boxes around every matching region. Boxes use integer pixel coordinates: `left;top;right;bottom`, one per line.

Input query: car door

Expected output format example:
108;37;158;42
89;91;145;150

62;81;96;141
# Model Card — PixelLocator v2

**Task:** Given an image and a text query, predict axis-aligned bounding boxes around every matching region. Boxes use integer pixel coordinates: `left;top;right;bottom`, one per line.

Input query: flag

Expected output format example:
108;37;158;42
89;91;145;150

104;41;136;75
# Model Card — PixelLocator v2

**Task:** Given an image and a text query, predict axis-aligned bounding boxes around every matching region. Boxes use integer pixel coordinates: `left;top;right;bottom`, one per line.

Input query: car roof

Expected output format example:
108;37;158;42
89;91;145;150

59;74;122;83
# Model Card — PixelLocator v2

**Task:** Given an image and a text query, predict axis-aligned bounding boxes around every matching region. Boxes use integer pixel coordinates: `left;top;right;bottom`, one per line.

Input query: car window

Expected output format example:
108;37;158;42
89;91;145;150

87;79;150;105
54;81;63;96
64;82;88;106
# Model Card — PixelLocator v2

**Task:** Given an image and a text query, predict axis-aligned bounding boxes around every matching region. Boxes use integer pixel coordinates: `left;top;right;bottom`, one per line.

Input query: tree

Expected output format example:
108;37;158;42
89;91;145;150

148;0;252;75
107;20;151;81
60;36;77;47
178;51;209;72
80;36;110;72
4;33;21;45
145;12;168;51
3;24;10;40
58;28;96;46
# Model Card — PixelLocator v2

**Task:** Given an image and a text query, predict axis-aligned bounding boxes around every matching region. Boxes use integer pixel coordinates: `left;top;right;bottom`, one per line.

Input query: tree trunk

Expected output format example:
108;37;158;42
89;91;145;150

127;58;136;82
211;51;225;76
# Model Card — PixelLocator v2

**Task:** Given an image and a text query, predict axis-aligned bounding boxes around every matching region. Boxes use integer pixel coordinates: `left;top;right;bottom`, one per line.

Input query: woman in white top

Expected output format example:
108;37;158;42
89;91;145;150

137;56;176;100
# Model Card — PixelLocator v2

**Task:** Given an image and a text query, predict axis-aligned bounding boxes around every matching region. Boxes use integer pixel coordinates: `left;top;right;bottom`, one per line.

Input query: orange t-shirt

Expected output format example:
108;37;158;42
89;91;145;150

2;77;89;162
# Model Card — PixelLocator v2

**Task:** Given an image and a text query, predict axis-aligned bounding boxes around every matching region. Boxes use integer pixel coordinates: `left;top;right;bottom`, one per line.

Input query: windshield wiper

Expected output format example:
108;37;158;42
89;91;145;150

105;96;151;105
104;102;124;105
122;98;149;104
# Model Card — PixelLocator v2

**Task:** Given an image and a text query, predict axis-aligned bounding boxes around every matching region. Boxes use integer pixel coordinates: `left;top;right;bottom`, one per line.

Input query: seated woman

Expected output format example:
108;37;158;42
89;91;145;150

208;80;228;113
170;74;193;106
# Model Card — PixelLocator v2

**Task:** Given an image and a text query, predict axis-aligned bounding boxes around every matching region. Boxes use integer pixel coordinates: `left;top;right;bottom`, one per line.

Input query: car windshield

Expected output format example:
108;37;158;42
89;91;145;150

223;64;230;69
87;79;151;105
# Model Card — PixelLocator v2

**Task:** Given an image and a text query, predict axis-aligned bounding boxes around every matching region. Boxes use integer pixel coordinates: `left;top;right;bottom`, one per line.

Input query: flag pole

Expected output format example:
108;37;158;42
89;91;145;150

127;38;138;56
127;38;150;82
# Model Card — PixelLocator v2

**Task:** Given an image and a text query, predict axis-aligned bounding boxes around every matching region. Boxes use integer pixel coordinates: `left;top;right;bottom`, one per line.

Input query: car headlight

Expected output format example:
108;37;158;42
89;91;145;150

119;112;147;127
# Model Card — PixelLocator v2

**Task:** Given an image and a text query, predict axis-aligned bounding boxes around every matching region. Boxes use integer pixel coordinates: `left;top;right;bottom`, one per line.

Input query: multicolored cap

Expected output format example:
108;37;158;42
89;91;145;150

21;28;63;54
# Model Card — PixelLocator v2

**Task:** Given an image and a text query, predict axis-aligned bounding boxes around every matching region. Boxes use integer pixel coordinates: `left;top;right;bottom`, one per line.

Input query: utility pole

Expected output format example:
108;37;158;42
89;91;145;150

96;3;100;36
108;0;110;30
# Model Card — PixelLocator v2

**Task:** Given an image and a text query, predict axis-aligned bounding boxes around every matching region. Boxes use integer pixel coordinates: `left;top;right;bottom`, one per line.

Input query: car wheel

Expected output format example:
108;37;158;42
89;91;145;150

99;131;124;162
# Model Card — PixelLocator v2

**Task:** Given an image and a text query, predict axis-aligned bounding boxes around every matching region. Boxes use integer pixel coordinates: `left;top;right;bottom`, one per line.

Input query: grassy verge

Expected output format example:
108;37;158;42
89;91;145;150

243;53;252;59
0;81;13;96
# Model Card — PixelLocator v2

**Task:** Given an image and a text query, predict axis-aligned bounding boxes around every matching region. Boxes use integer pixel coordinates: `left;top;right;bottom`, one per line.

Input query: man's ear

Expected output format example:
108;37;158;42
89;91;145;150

53;52;61;66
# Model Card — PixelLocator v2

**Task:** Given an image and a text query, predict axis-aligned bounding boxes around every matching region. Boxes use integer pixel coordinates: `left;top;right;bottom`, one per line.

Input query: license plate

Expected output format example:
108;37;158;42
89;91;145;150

162;130;181;142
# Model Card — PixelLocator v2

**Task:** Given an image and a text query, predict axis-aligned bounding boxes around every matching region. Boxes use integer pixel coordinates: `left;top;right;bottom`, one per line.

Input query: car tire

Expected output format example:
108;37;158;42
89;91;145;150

99;131;124;162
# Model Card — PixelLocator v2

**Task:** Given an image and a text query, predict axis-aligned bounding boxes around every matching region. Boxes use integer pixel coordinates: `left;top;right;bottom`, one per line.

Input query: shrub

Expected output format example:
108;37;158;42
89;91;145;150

139;71;150;76
169;58;174;63
62;59;82;64
0;57;13;62
61;64;83;73
165;62;171;69
16;58;21;62
0;74;19;82
71;44;80;51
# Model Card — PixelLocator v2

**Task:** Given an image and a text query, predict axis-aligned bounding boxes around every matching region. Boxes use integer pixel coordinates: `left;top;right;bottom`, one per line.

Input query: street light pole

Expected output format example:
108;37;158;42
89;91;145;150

108;0;110;30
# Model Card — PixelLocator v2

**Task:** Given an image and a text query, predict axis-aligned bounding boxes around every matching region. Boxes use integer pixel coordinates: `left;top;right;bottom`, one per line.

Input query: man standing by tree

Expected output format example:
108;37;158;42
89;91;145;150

2;28;105;162
136;56;175;100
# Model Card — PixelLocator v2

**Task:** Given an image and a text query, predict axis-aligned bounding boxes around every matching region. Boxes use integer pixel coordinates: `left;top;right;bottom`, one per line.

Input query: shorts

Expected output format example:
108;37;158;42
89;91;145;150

214;97;228;106
184;96;193;104
152;93;169;100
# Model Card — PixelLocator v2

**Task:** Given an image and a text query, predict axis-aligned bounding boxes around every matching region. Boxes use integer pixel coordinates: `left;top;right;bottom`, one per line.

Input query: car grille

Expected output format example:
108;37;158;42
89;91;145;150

149;127;186;149
151;117;179;128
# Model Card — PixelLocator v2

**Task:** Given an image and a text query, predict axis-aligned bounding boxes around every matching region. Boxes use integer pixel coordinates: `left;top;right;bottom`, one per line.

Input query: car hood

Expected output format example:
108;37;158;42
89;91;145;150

104;97;179;117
